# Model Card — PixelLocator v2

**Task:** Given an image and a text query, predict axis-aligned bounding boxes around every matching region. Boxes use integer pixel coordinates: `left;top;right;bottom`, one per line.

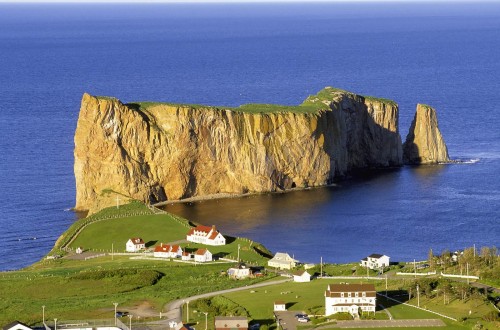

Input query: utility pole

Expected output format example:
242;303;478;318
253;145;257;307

114;302;118;326
467;263;469;285
416;284;420;307
204;312;208;330
128;315;132;330
320;256;323;278
237;244;240;262
186;301;190;323
54;319;57;330
116;196;120;209
385;275;388;295
42;305;45;324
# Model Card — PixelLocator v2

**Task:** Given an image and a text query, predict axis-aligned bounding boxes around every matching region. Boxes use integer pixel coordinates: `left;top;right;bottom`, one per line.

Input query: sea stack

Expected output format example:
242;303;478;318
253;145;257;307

74;87;404;213
403;104;449;164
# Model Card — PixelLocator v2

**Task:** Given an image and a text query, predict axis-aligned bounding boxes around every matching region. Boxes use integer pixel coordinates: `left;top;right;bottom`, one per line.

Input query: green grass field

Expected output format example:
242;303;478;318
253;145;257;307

68;213;189;252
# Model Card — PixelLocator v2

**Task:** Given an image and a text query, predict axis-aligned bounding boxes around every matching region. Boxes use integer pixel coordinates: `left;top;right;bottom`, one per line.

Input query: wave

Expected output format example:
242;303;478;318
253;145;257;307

443;158;480;165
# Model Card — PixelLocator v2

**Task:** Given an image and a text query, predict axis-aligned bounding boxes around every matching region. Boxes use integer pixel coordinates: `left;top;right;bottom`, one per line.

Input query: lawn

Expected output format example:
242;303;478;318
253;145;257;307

218;279;497;330
68;213;190;252
0;257;273;325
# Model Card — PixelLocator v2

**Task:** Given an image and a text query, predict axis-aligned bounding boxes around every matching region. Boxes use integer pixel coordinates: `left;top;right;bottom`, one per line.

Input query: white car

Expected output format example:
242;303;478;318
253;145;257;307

297;317;309;323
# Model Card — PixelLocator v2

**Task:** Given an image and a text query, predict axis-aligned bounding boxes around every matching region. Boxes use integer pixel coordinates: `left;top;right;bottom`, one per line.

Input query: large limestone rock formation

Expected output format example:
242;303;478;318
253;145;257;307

403;104;449;164
74;87;404;213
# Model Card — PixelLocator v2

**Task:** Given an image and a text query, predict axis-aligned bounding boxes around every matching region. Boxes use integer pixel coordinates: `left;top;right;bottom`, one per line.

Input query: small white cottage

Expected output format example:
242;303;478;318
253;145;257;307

126;238;145;252
293;270;312;282
274;301;287;311
194;248;212;263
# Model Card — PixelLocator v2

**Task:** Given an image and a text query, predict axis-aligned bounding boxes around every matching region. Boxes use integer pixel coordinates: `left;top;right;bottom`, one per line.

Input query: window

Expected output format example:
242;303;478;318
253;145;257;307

362;292;366;297
348;292;351;297
355;292;359;297
341;292;344;297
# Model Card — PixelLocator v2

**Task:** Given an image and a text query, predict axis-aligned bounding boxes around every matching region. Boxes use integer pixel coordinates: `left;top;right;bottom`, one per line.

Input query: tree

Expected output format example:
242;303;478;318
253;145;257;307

428;248;435;270
441;249;451;270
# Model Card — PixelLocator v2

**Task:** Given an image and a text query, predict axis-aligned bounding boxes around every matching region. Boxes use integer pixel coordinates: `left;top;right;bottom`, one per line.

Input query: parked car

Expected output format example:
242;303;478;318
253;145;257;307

294;314;307;318
249;323;260;330
297;317;309;323
116;311;128;317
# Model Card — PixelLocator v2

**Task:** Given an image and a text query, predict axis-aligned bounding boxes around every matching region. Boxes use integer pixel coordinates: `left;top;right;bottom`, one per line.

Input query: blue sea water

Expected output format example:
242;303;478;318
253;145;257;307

0;2;499;271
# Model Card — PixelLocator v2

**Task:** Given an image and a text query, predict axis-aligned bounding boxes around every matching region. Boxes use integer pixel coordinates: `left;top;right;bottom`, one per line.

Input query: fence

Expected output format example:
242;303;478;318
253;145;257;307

396;271;437;276
377;292;457;321
440;272;479;280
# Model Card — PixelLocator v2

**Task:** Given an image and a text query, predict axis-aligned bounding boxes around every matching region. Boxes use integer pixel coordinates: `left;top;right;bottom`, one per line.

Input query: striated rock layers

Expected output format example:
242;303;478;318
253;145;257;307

74;87;446;213
403;104;449;164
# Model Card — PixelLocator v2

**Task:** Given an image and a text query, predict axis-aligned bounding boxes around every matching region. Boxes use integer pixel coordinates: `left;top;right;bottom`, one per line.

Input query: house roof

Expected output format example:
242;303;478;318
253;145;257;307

182;251;190;256
171;245;181;251
214;316;248;329
187;225;215;236
130;237;144;245
196;248;208;255
293;270;310;276
274;300;286;305
154;244;171;252
3;321;33;330
326;283;376;297
368;253;385;259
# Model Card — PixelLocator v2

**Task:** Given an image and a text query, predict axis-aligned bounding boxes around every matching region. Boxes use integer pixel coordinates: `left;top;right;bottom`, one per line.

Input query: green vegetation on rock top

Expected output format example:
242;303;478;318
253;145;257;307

122;87;397;115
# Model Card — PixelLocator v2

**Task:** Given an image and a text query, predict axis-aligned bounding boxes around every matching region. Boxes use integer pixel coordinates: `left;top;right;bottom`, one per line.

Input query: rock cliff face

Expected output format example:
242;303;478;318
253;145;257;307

74;87;405;213
403;104;449;164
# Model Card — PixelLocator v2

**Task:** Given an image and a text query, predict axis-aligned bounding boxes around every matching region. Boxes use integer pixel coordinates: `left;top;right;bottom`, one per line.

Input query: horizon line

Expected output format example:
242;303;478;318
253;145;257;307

2;0;500;3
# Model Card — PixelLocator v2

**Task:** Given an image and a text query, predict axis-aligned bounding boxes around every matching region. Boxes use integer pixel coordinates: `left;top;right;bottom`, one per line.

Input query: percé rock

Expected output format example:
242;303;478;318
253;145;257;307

74;87;404;213
403;104;449;164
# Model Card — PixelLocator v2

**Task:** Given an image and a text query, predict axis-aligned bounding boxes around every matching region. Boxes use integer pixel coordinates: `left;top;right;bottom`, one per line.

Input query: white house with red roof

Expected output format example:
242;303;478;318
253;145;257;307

186;225;226;246
324;283;376;317
194;248;212;263
181;251;191;261
154;244;183;258
126;238;145;252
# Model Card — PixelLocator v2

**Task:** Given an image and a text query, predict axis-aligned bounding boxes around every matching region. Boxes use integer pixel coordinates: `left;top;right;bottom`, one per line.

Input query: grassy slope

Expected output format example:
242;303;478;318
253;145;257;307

0;258;274;325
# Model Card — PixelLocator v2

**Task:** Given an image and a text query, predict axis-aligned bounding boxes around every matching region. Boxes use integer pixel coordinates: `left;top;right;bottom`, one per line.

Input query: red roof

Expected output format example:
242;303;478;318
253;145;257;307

187;225;217;236
154;244;171;252
182;252;190;256
196;248;207;255
171;245;181;251
130;237;144;245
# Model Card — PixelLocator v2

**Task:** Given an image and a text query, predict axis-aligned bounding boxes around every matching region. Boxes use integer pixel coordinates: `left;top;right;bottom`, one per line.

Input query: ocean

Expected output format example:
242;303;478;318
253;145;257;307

0;2;499;271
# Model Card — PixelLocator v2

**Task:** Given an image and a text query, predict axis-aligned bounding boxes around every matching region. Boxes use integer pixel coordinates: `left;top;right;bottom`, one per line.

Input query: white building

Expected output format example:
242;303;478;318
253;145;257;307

76;247;83;254
227;263;251;279
274;301;286;311
186;225;226;246
360;254;390;270
126;238;145;252
194;248;212;263
293;270;311;282
181;251;191;261
324;283;376;317
154;244;183;258
214;317;248;330
268;252;296;270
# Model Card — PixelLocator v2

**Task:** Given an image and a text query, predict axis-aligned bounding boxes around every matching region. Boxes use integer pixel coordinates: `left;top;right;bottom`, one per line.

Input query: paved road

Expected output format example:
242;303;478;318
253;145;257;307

163;278;292;322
